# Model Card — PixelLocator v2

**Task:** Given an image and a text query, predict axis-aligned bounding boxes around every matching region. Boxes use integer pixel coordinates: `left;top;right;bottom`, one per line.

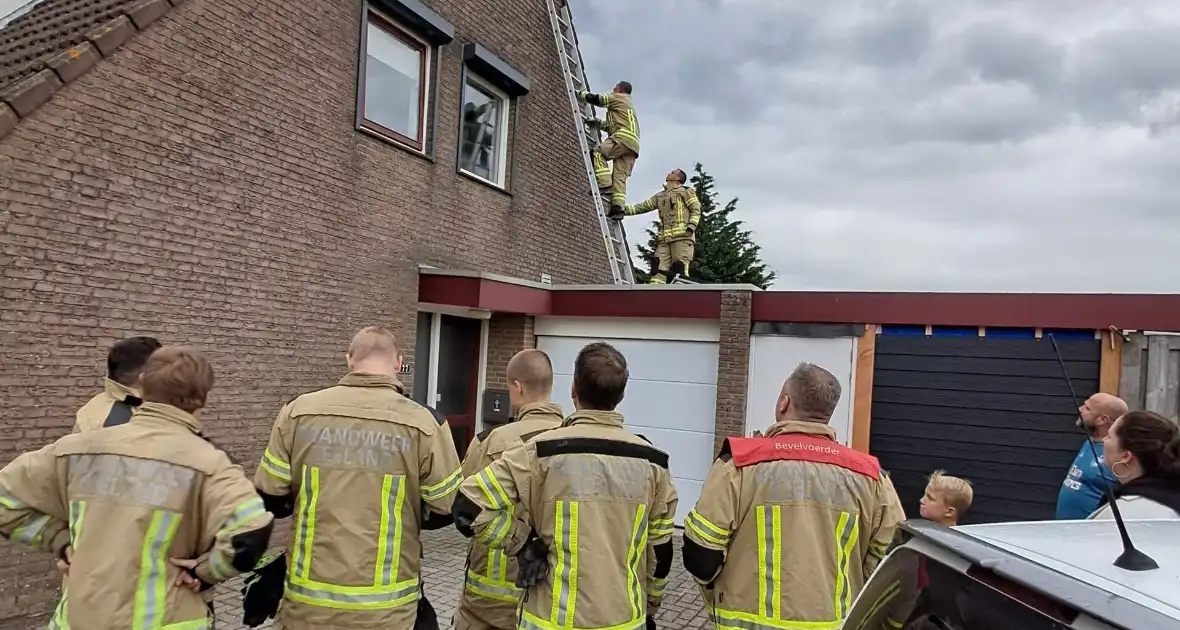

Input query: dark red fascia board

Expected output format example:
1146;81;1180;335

417;274;721;318
752;292;1180;332
418;274;1180;332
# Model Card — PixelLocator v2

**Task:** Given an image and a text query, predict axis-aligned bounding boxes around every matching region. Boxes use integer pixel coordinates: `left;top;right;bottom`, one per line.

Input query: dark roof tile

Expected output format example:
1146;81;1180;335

0;0;179;139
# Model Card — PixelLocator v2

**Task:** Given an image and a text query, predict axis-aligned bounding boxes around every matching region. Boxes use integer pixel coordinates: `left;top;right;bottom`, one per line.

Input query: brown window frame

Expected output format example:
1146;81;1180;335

358;9;430;152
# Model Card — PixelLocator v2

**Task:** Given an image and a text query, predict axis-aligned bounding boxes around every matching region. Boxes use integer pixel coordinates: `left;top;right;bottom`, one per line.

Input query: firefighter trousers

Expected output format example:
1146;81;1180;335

592;137;637;208
453;601;515;630
651;238;695;283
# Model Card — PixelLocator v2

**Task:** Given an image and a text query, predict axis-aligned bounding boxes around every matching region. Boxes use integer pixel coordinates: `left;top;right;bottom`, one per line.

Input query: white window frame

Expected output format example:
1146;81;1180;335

458;71;511;187
359;9;433;153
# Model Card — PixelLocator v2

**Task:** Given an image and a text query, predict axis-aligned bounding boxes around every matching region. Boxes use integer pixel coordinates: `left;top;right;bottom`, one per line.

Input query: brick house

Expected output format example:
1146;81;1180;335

0;0;612;622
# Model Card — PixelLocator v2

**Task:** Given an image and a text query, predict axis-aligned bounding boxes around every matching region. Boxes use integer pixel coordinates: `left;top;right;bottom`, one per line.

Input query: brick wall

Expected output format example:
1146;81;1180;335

484;314;536;390
713;291;753;455
0;0;610;621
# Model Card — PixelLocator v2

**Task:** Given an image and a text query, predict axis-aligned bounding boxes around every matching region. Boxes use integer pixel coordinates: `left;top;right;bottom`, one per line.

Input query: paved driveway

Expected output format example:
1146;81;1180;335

212;528;711;629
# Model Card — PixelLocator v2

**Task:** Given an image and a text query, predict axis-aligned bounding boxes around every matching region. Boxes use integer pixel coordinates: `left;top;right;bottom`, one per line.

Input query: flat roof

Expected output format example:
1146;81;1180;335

417;267;1180;331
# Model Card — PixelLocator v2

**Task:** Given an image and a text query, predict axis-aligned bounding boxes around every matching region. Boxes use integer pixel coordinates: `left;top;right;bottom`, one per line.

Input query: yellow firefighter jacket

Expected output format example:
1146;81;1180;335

254;372;463;630
578;90;640;155
682;421;905;630
454;409;679;630
73;378;144;433
625;183;702;243
458;402;565;627
0;402;274;629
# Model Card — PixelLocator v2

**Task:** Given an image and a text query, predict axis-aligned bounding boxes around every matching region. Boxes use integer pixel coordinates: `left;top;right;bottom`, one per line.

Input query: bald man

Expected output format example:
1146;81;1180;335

252;326;463;630
1056;392;1129;519
452;349;565;630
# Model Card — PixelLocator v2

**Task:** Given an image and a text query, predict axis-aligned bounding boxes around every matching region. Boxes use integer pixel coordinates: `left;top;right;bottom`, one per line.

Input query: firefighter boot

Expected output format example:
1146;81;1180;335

607;205;625;220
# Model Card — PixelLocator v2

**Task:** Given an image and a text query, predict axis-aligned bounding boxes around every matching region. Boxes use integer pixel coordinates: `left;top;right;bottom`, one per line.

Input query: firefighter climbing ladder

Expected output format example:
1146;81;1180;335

547;0;635;285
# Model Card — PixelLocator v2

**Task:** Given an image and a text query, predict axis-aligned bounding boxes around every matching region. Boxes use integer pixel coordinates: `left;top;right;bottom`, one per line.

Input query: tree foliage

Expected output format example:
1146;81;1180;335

631;163;776;288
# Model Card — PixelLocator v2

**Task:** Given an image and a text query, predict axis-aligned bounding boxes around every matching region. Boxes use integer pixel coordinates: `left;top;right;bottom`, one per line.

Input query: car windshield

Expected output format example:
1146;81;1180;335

844;547;1077;630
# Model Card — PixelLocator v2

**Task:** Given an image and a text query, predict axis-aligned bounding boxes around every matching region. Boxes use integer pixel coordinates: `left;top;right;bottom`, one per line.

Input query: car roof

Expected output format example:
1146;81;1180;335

956;519;1180;621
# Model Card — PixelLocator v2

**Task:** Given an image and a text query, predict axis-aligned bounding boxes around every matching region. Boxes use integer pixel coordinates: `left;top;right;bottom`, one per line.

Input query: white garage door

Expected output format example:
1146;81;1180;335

535;318;719;526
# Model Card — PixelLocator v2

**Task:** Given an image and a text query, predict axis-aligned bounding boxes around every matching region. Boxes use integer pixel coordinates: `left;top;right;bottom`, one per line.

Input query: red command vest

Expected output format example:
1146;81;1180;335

727;433;881;480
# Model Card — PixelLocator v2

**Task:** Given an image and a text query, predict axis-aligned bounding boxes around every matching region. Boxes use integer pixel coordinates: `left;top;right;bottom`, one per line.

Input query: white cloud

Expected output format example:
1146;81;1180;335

569;0;1180;291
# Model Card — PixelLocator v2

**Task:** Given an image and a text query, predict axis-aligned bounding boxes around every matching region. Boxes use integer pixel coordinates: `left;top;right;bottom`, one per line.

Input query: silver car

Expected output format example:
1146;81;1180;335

842;518;1180;630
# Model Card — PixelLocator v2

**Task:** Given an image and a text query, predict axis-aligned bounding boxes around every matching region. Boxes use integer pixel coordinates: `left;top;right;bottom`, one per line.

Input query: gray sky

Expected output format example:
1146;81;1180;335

569;0;1180;291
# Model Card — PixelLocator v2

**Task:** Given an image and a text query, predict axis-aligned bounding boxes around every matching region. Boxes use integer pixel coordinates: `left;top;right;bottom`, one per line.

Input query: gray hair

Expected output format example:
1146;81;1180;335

786;362;842;419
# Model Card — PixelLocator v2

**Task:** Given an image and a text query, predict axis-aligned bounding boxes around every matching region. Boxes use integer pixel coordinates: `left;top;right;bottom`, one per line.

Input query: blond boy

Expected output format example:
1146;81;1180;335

919;470;973;526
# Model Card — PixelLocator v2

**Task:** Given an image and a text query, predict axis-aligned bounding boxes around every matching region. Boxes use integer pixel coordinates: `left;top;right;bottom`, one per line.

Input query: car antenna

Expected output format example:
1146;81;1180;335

1048;334;1158;571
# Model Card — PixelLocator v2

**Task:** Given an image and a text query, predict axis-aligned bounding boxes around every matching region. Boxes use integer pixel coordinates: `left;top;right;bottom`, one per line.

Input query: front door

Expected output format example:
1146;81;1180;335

436;314;481;459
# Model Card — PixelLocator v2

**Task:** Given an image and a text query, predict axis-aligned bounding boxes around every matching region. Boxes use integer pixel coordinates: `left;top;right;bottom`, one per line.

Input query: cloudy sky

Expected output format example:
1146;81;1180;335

568;0;1180;292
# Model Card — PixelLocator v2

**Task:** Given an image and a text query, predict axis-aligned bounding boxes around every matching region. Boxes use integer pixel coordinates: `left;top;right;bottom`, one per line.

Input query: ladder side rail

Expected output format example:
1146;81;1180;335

547;0;625;284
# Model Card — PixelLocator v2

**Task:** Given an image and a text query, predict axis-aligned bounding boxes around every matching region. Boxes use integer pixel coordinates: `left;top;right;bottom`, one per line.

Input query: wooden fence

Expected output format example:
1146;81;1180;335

1120;332;1180;420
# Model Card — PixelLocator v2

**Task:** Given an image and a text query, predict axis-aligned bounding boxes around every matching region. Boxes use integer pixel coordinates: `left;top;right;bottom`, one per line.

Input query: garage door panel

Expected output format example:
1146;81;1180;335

548;376;717;437
540;336;718;384
630;426;714;482
671;478;703;524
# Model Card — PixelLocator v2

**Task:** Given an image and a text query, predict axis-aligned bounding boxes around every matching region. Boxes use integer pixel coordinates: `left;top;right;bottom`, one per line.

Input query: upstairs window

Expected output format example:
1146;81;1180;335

458;73;509;186
361;13;430;151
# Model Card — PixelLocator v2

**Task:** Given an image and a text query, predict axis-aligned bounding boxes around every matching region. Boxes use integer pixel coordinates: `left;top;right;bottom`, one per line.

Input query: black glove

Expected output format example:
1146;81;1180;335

647;615;657;630
241;552;286;627
414;592;440;630
515;534;550;588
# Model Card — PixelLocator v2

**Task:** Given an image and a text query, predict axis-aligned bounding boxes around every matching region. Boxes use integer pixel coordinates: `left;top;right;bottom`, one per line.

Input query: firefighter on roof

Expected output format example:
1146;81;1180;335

0;347;275;628
452;341;678;630
453;349;565;630
252;326;463;630
682;362;905;630
578;80;640;216
623;168;701;284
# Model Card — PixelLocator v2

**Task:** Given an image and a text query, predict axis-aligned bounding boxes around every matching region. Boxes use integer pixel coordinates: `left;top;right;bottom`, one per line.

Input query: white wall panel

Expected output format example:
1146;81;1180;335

744;335;857;445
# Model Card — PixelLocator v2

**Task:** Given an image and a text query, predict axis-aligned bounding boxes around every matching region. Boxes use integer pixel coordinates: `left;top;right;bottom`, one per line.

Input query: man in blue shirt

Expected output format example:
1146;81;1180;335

1056;393;1128;519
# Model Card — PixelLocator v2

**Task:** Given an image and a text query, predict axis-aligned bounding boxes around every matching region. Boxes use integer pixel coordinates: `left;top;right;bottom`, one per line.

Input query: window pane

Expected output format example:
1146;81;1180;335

364;22;422;141
459;78;503;182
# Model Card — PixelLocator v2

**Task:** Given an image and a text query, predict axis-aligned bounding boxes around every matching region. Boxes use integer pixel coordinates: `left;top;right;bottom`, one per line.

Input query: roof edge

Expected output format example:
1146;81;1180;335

0;0;183;142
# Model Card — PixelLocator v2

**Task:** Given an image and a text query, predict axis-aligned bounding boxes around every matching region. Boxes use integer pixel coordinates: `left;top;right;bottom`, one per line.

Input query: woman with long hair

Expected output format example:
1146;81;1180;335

1090;410;1180;519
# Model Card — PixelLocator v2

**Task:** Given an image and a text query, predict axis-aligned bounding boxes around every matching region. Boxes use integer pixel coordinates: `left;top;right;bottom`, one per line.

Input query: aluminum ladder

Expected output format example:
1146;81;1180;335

547;0;635;285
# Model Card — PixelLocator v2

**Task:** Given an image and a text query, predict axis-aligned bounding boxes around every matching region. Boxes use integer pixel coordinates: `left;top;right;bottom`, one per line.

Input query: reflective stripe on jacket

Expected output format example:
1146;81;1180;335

0;403;274;629
625;183;701;242
684;421;905;630
457;402;564;626
73;378;144;433
458;410;679;630
254;372;463;630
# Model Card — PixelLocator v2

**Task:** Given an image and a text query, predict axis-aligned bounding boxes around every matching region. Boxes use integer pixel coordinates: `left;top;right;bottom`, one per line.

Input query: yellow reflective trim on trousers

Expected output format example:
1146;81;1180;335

162;620;210;629
854;580;900;630
133;510;182;630
422;467;463;502
465;567;523;603
550;500;580;628
285;577;419;611
833;512;860;619
685;510;729;547
374;474;406;587
292;466;320;582
520;609;646;630
624;505;648;620
647;576;667;599
714;608;842;630
262;449;291;481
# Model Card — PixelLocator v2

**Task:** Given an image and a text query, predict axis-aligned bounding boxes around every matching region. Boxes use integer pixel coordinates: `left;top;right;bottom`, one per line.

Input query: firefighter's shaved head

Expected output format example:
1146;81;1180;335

347;326;401;375
778;362;842;423
507;349;554;396
614;81;632;94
